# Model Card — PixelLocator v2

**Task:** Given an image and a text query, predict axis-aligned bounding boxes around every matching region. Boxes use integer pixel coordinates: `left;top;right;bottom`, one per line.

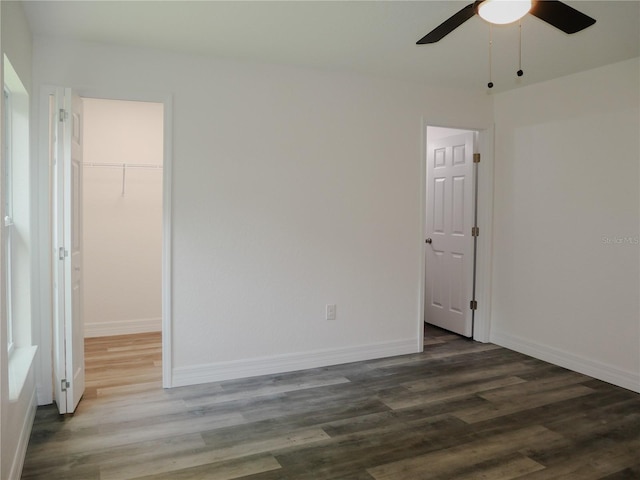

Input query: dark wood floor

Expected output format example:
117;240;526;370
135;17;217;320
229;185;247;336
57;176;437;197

22;325;640;479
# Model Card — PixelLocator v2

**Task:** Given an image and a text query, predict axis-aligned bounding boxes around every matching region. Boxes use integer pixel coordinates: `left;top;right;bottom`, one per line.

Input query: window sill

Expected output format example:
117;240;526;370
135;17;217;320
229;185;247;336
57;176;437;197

8;345;38;402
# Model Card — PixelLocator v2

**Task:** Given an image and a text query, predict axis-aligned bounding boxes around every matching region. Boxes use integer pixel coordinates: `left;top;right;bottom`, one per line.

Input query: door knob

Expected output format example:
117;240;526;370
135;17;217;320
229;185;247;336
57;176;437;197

425;238;432;244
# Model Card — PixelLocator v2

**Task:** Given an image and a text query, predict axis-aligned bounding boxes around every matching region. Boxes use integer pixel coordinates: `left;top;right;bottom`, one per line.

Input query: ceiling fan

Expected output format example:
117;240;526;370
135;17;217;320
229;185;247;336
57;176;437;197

417;0;596;44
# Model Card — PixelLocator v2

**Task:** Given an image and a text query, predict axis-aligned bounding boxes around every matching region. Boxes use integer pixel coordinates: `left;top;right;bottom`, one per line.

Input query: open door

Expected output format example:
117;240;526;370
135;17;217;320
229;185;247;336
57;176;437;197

424;130;476;337
52;88;85;413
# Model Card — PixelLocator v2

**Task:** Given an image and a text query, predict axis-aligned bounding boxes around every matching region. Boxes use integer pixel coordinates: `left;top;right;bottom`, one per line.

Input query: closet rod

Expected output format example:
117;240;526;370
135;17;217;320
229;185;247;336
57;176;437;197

83;162;163;169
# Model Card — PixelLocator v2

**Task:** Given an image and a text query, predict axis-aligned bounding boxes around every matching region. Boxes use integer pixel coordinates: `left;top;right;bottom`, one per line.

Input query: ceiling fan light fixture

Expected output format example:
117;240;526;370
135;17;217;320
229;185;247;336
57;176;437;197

477;0;532;25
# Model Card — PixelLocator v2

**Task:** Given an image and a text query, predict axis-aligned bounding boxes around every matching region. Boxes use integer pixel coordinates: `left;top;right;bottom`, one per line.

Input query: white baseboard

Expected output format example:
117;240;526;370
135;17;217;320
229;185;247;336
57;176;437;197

9;385;37;480
171;339;418;388
84;317;162;338
491;330;640;394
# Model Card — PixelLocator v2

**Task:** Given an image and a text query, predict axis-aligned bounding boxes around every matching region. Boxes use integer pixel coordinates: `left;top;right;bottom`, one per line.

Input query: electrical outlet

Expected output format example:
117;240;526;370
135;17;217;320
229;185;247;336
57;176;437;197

326;304;337;321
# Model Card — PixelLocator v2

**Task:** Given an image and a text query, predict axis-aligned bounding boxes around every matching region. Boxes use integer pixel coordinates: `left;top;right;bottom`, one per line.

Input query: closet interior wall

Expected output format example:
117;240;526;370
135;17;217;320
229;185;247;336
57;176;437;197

82;98;164;337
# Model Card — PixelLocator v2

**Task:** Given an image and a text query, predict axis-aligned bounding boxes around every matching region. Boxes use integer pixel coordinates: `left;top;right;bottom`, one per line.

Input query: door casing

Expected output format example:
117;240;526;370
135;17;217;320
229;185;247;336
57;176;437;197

35;86;174;405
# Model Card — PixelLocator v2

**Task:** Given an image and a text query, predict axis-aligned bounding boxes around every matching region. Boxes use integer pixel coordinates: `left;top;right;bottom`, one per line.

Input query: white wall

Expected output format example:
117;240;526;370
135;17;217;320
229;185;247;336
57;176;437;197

82;98;163;337
1;2;31;90
491;57;640;392
1;2;37;479
32;37;493;388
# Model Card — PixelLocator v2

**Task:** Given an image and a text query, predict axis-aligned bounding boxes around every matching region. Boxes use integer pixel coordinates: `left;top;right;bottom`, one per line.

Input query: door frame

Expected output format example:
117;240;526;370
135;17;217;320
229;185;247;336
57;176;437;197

35;86;174;404
418;121;494;346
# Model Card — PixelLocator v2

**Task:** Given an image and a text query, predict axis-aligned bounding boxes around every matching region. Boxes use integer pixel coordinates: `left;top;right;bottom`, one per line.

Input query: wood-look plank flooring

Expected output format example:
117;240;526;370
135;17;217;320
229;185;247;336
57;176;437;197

22;325;640;479
83;332;163;400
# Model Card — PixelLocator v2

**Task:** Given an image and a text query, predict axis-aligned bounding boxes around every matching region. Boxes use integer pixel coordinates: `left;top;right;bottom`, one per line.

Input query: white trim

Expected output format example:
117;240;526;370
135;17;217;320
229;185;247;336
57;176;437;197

8;345;37;402
161;95;173;388
172;339;418;387
84;318;162;338
417;118;427;352
491;330;640;394
8;382;37;480
35;85;57;405
474;126;494;343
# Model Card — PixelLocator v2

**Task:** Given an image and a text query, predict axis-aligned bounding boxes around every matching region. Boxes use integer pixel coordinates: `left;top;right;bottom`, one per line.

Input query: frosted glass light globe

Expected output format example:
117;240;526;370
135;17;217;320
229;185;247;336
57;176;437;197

478;0;532;25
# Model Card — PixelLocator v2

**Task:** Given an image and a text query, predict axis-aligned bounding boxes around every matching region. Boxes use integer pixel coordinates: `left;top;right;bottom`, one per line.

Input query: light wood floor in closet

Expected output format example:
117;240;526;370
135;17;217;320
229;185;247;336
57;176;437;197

83;332;163;400
21;326;640;479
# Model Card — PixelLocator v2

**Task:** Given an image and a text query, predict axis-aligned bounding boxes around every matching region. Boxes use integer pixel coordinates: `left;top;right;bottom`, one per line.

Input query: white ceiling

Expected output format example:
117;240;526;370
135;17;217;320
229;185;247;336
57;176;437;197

22;0;640;93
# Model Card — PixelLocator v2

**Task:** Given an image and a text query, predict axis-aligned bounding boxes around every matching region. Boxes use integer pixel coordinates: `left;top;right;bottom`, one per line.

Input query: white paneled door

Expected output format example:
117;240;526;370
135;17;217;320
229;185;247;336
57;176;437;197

53;88;85;413
425;131;476;337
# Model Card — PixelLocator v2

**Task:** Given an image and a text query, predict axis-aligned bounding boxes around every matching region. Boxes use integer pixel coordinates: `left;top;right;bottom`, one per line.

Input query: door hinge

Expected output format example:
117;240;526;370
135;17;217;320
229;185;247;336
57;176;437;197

59;108;68;122
471;226;479;237
61;379;70;392
473;153;481;164
470;300;478;310
58;246;68;260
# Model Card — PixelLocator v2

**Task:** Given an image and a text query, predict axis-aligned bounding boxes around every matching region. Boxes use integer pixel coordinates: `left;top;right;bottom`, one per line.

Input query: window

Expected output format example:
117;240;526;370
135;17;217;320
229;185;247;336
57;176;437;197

3;54;31;358
3;54;36;400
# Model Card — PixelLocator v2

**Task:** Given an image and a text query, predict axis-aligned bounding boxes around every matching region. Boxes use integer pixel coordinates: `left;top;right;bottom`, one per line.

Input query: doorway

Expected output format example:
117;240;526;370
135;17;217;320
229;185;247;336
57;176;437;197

81;98;164;397
424;126;479;340
42;88;172;413
82;98;164;338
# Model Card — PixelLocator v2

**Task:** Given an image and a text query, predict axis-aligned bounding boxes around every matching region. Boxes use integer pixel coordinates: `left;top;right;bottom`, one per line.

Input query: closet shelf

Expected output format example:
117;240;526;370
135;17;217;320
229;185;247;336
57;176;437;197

83;162;162;196
83;162;163;169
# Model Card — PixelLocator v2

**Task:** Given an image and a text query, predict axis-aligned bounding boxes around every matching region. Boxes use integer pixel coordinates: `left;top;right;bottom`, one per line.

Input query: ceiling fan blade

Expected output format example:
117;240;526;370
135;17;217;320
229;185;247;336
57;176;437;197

417;3;476;44
529;0;596;34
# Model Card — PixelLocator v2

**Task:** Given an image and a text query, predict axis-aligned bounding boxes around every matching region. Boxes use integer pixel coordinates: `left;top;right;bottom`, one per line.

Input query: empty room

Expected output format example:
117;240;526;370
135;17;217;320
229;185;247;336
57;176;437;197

0;1;638;479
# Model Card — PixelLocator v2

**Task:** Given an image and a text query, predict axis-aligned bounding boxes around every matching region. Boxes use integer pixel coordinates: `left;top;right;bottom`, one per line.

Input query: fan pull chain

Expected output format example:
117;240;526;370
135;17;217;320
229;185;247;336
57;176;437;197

517;20;524;77
487;24;494;89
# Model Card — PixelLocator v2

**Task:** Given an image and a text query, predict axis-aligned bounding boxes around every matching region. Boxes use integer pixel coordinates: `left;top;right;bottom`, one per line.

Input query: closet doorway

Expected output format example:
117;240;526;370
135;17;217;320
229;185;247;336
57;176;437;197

82;98;164;397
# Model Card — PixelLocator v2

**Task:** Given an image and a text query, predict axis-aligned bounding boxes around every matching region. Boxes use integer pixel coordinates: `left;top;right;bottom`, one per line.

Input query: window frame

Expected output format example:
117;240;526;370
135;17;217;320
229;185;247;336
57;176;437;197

3;53;31;357
3;86;15;356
